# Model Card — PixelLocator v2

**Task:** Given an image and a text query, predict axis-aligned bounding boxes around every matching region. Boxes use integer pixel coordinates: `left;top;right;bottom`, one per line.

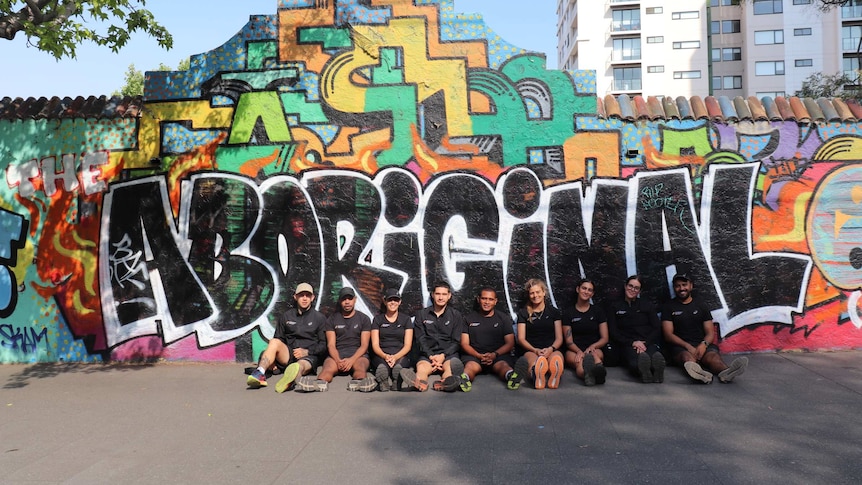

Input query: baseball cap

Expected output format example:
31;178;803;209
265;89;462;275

384;288;401;300
672;273;691;283
339;286;356;300
294;282;314;295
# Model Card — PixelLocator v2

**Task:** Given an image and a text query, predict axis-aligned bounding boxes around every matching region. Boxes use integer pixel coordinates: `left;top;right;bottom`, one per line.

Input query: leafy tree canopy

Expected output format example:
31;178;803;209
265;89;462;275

0;0;172;59
113;58;189;97
794;72;858;99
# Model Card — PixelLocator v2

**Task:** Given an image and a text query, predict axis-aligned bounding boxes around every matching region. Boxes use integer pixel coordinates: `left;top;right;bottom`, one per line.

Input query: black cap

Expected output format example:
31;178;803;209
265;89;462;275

384;288;401;300
339;287;356;300
672;273;691;283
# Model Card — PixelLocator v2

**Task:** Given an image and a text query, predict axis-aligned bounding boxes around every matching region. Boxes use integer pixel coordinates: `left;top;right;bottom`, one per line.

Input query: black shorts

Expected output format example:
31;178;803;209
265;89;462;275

418;353;460;372
462;353;516;370
671;343;720;361
276;353;320;372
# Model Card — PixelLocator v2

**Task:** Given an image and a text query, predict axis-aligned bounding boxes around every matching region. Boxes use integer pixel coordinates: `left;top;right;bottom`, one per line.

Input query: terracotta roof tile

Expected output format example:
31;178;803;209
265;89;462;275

747;96;767;121
775;97;795;120
1;93;861;127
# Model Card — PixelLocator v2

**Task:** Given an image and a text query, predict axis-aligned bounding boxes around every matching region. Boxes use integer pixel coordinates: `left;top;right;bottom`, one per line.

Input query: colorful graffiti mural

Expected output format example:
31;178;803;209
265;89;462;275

1;0;862;363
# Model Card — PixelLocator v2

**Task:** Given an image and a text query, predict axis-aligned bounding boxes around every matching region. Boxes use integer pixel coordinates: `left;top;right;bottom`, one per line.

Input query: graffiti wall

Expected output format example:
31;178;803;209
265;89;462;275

1;0;861;363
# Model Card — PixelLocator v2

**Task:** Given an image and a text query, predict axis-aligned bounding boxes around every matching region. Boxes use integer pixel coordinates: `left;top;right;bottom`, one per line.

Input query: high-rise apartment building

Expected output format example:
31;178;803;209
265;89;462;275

557;0;862;98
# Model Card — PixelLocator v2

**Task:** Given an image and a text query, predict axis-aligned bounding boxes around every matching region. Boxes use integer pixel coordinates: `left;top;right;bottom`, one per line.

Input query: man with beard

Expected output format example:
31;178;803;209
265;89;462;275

661;274;748;384
459;288;529;391
298;286;375;392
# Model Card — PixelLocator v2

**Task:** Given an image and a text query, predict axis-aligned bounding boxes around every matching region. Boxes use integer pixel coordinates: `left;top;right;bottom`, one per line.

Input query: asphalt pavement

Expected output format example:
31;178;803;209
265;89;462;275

1;350;861;484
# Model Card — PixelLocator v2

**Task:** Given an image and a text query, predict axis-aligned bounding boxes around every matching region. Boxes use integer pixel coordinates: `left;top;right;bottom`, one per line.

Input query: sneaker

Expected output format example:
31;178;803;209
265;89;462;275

275;362;301;393
247;369;267;388
375;364;391;392
718;356;748;383
582;353;596;387
459;374;472;392
548;354;564;389
534;356;549;389
593;364;607;385
651;352;666;384
637;352;653;383
441;375;461;392
392;364;403;390
684;361;714;384
399;368;419;391
352;376;377;392
297;376;328;392
449;357;465;378
507;356;528;390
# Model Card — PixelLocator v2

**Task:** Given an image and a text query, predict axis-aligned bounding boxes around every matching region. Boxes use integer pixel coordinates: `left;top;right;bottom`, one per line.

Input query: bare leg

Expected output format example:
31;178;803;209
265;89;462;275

351;356;370;379
318;357;339;382
464;361;482;381
492;360;513;382
258;339;291;371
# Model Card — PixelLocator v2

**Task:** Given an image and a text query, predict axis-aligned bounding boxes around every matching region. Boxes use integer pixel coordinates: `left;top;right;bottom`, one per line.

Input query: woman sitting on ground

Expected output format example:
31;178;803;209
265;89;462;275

370;288;414;391
516;278;564;389
562;278;609;386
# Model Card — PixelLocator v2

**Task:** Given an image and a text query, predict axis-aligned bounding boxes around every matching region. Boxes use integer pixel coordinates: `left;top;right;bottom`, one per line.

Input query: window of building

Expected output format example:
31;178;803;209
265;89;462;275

795;59;813;67
713;76;744;90
754;29;784;44
843;56;861;81
710;21;720;34
842;0;862;19
612;37;641;61
672;11;700;20
754;0;783;14
613;67;642;90
722;47;742;60
673;70;702;79
756;91;786;98
612;8;641;31
647;66;665;73
722;20;741;33
842;25;862;50
794;28;812;36
646;7;663;14
646;36;664;43
712;49;722;62
723;76;743;89
792;0;811;4
755;60;785;75
712;0;741;4
673;41;701;49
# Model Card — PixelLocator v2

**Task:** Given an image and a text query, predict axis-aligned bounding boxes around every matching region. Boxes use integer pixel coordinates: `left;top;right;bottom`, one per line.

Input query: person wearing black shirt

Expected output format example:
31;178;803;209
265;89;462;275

562;279;609;386
246;282;327;393
299;286;375;392
460;288;528;391
606;275;666;383
661;274;748;384
371;288;414;391
400;281;466;392
516;278;564;389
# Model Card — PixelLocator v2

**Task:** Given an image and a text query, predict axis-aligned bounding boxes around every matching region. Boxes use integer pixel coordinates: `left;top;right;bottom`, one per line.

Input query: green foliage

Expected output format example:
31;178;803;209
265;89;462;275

0;0;172;59
112;58;189;96
794;72;858;100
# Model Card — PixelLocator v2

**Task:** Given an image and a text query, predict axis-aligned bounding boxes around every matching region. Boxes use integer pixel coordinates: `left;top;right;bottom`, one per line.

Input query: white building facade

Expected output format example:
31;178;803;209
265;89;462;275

557;0;862;98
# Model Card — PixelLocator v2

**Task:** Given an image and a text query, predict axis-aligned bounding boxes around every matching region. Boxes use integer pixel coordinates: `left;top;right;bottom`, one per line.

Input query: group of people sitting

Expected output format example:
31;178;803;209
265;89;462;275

246;273;748;393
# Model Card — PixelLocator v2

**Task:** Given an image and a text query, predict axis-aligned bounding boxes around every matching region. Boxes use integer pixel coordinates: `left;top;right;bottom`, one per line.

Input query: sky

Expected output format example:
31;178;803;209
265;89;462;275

0;0;558;99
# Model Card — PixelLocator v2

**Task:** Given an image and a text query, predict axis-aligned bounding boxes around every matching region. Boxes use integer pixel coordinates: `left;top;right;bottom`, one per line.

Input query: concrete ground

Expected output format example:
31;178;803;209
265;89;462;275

1;351;861;484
